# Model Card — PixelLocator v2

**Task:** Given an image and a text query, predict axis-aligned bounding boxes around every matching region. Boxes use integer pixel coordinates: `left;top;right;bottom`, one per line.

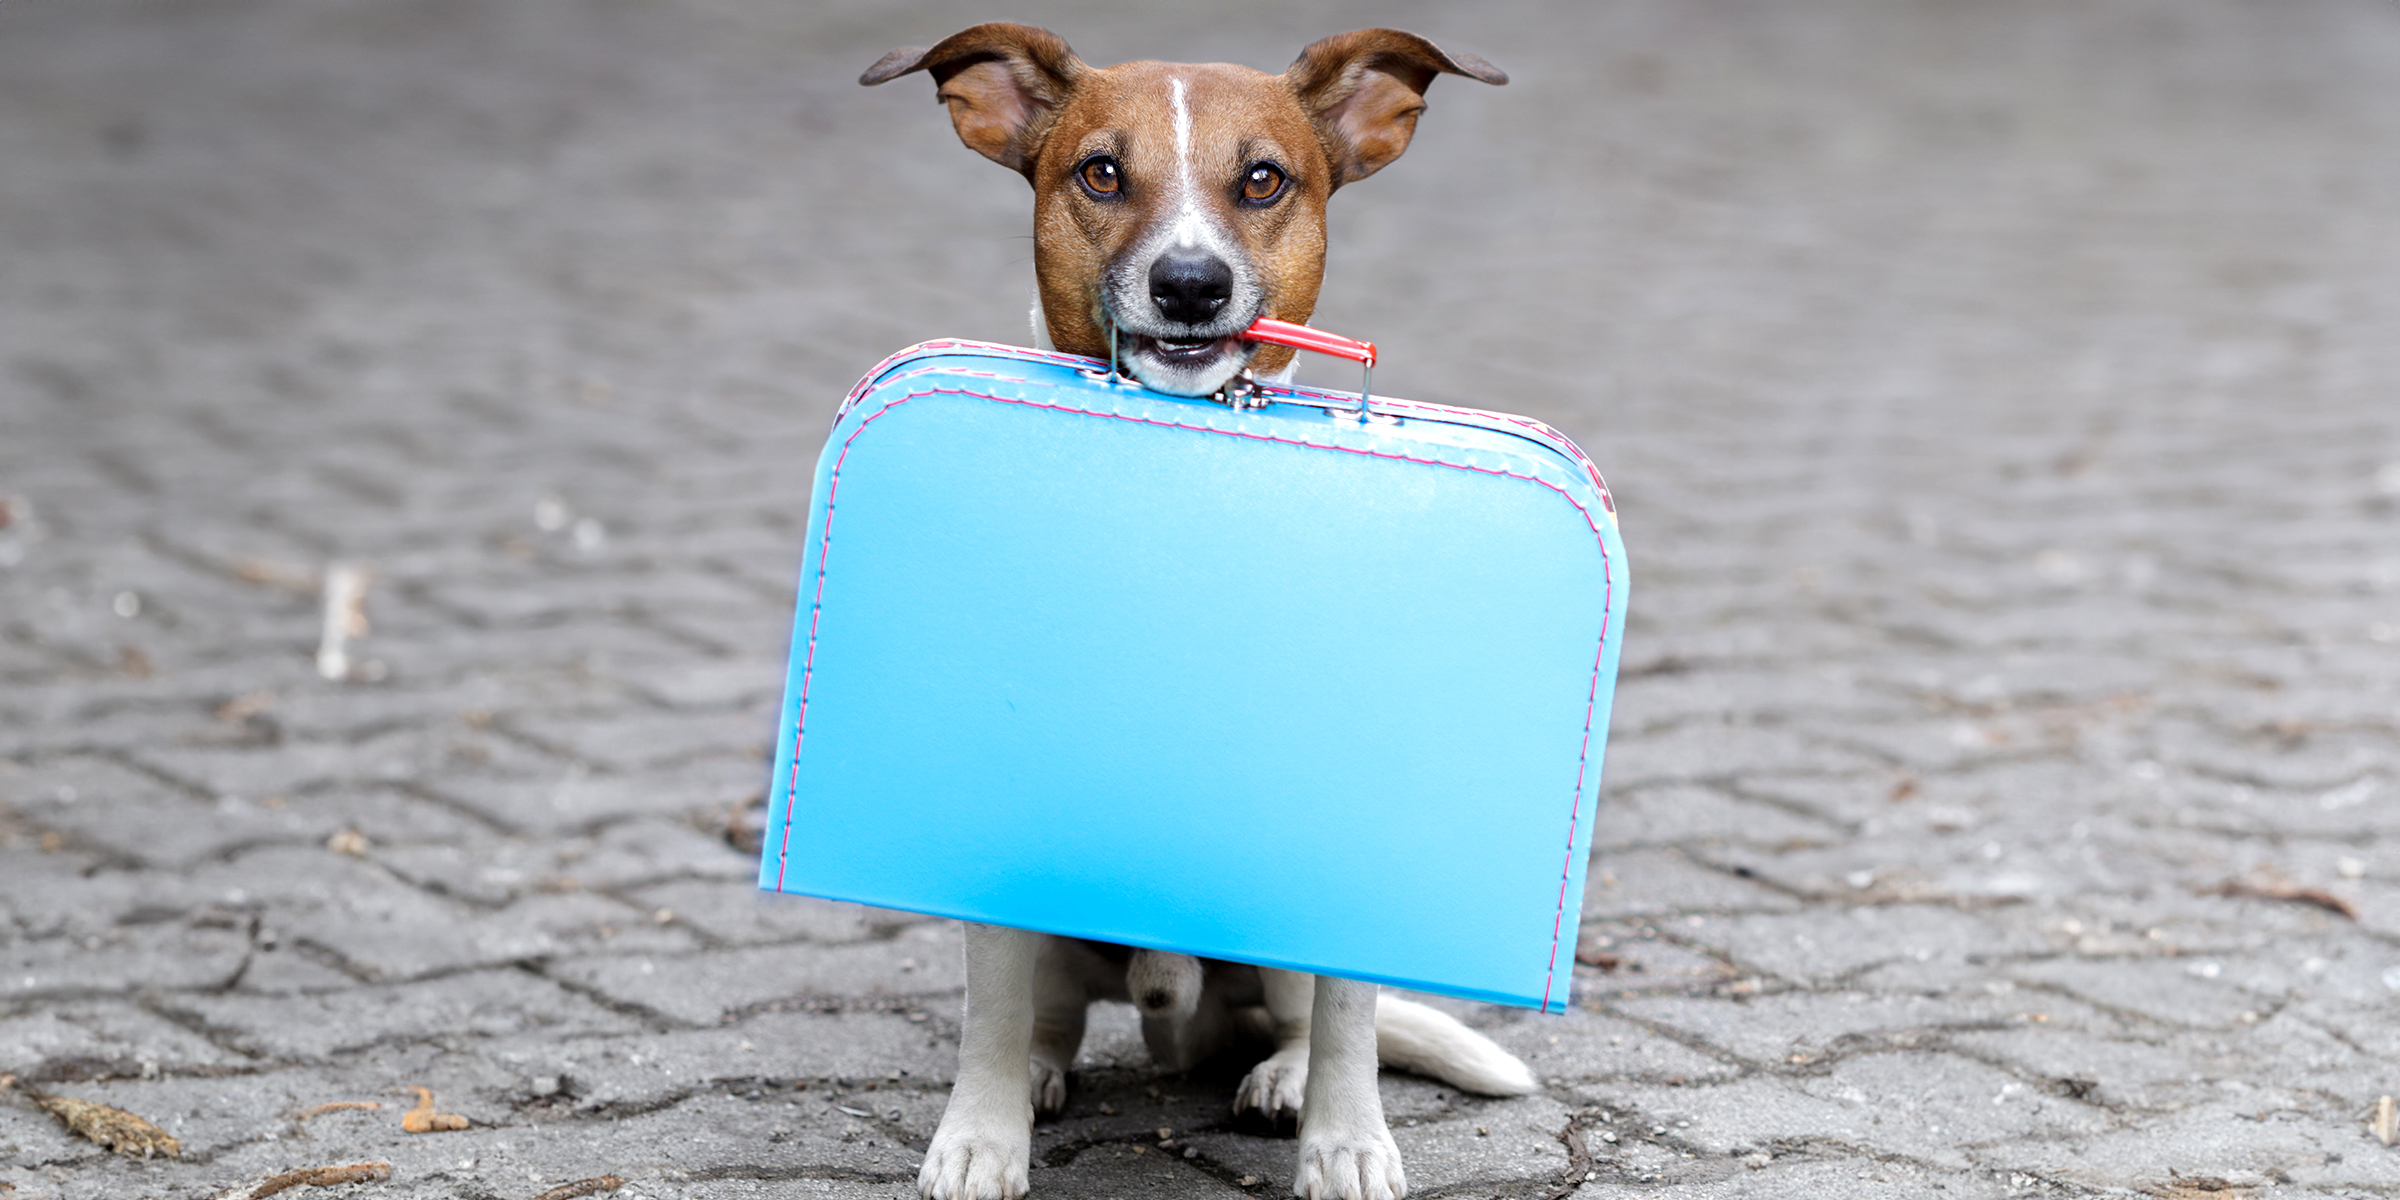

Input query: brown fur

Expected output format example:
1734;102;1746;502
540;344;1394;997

866;24;1503;384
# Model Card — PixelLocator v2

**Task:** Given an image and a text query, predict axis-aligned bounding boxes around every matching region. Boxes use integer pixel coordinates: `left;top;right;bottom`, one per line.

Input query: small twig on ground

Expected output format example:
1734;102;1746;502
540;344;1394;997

2207;877;2358;921
526;1177;626;1200
1536;1115;1597;1200
400;1086;468;1133
298;1101;382;1121
2374;1095;2396;1146
212;1161;391;1199
315;561;373;681
234;557;321;592
2149;1168;2250;1197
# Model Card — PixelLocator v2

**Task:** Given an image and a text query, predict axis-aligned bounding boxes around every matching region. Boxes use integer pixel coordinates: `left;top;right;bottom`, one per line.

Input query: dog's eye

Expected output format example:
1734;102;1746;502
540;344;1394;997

1240;163;1285;204
1078;156;1122;198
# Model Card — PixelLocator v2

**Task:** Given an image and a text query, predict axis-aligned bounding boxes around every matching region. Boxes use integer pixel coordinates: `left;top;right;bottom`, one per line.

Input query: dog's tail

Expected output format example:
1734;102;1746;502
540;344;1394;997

1374;996;1538;1096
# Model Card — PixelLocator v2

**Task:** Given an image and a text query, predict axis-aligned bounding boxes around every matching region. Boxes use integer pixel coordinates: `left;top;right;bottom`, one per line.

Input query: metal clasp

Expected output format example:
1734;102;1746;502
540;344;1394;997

1077;319;1135;387
1212;367;1268;410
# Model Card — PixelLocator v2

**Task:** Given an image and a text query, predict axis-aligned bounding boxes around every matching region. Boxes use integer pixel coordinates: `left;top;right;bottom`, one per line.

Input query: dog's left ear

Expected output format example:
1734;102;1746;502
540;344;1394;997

1285;30;1506;188
861;23;1088;179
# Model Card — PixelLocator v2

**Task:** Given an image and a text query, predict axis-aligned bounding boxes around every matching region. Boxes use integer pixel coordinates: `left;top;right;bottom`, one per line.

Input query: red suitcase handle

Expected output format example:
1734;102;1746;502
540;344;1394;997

1242;318;1378;419
1242;317;1376;369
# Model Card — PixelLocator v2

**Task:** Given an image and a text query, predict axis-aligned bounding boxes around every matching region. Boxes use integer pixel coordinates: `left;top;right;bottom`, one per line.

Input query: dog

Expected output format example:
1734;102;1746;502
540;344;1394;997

860;24;1521;1200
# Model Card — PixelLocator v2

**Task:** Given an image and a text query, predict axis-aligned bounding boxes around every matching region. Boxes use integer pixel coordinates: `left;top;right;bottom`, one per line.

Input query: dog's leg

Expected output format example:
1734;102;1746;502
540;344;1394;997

1233;966;1313;1121
922;923;1039;1200
1294;975;1404;1200
1029;938;1092;1116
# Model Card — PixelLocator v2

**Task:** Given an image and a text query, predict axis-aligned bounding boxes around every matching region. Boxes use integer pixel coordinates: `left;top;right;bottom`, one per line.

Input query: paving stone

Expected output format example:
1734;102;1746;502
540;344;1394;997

1568;926;1741;999
430;757;769;835
372;816;750;906
1607;989;2083;1070
2005;955;2283;1030
546;927;967;1027
180;845;693;982
1598;726;1888;792
35;776;498;870
5;922;251;998
507;1009;949;1104
1592;783;1844;851
505;710;772;774
1498;1006;1743;1085
1996;1097;2400;1193
157;969;644;1061
629;880;931;948
1677;904;2045;987
1624;1051;2111;1170
1583;847;1805;919
0;1001;244;1078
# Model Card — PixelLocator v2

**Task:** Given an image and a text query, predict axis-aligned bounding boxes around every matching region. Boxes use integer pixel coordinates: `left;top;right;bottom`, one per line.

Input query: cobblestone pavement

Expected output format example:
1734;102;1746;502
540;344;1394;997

4;1;2398;1197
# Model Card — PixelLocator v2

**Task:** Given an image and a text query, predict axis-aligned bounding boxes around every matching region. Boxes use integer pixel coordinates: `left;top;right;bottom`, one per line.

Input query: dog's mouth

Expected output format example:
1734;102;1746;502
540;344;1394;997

1137;334;1242;365
1113;330;1255;395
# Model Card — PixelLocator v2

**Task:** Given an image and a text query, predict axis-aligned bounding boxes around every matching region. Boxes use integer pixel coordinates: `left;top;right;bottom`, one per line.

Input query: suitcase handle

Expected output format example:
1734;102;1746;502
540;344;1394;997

1243;318;1377;420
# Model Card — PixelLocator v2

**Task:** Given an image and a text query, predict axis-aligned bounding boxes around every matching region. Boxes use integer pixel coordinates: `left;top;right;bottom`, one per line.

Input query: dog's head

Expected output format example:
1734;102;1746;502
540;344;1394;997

865;25;1504;396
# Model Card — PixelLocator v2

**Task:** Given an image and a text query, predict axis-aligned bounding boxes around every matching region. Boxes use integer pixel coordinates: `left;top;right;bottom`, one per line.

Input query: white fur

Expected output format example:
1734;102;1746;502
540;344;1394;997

1370;996;1539;1096
1101;75;1260;397
1127;947;1204;1020
1031;278;1295;387
1295;977;1404;1200
1170;77;1202;251
923;927;1537;1200
921;924;1039;1200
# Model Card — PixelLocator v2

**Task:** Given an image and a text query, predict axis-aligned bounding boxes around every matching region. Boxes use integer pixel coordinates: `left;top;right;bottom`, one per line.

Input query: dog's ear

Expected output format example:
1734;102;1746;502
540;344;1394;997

861;23;1088;178
1284;30;1505;188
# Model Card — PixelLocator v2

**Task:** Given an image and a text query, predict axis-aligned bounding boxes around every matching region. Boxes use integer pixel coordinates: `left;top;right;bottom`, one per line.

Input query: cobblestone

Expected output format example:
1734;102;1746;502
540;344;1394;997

5;0;2399;1197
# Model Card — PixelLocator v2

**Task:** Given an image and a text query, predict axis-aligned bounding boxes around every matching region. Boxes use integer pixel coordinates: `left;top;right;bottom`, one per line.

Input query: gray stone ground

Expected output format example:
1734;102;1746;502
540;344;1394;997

3;0;2397;1196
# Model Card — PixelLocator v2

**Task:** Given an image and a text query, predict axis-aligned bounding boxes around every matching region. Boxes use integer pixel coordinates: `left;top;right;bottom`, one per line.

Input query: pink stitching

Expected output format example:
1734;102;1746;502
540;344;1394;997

778;378;1617;1009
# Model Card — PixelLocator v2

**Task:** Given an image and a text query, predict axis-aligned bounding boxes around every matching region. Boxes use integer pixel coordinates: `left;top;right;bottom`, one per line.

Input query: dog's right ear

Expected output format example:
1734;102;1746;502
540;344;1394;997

861;23;1088;178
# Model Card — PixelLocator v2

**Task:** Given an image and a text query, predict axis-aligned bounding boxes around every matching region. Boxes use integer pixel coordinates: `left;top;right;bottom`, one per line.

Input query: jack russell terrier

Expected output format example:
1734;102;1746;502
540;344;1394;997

860;23;1525;1200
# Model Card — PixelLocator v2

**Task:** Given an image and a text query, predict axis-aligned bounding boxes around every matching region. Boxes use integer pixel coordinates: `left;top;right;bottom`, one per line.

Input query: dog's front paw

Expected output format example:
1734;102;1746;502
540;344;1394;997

1030;1054;1069;1116
1234;1045;1309;1122
1294;1125;1406;1200
919;1120;1030;1200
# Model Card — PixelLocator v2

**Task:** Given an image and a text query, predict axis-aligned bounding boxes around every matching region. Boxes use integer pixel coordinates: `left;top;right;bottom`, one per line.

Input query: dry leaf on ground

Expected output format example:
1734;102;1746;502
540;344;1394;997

212;1161;391;1200
1537;1116;1596;1200
401;1086;468;1133
527;1177;626;1200
2208;877;2358;921
31;1092;182;1158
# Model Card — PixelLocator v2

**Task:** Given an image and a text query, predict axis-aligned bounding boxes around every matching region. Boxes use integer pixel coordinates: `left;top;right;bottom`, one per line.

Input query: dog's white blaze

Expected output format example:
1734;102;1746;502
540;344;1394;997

1169;76;1201;249
1111;71;1261;394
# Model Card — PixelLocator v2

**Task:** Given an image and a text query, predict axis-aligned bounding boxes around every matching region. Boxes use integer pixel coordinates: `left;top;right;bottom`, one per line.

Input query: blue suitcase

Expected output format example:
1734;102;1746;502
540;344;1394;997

758;334;1627;1012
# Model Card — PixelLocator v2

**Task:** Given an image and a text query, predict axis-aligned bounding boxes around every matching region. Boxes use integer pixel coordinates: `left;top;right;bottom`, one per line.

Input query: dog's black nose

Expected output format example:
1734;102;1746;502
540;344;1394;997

1149;250;1233;325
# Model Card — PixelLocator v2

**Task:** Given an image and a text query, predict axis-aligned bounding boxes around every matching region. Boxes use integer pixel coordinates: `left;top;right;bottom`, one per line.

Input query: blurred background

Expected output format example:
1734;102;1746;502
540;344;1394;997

4;1;2399;1197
